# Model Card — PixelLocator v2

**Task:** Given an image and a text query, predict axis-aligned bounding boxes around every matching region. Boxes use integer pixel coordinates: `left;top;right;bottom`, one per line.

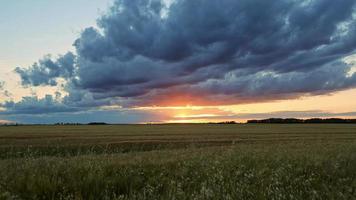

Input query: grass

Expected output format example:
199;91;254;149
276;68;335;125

0;124;356;199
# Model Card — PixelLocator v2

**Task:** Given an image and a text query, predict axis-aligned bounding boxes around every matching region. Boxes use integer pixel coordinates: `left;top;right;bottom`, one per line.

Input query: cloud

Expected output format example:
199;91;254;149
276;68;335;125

0;108;168;124
188;60;356;102
2;102;356;124
15;52;75;86
0;81;12;98
0;92;168;123
0;94;80;115
0;120;15;125
13;0;356;111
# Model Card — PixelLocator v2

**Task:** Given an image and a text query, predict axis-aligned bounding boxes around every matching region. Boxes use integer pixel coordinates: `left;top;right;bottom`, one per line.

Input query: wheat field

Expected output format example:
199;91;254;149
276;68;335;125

0;124;356;199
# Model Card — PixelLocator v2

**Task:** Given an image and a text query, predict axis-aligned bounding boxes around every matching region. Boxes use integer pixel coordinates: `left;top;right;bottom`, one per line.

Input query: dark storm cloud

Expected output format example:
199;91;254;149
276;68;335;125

0;109;167;124
14;0;356;110
0;95;80;115
192;61;356;99
15;52;75;86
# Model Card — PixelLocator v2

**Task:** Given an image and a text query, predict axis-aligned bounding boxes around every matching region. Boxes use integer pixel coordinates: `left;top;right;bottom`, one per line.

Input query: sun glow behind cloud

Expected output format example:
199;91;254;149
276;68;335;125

131;88;356;123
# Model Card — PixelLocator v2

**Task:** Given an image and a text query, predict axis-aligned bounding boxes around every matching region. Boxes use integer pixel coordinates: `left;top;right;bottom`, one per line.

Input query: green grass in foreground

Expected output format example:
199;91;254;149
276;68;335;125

0;124;355;199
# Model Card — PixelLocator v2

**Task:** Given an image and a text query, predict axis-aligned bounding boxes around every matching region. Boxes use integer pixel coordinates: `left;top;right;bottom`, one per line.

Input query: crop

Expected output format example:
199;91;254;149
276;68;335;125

0;124;355;199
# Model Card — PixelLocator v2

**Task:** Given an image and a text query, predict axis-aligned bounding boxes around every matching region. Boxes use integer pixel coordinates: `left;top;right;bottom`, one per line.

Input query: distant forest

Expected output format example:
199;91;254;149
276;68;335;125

247;118;356;124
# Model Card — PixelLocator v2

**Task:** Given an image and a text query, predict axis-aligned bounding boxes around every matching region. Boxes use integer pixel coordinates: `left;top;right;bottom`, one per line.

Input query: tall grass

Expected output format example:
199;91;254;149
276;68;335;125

1;142;356;200
1;124;356;199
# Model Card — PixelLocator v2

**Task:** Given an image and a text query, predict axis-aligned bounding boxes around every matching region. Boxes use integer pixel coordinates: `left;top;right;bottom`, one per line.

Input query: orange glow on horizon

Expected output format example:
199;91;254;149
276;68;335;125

134;88;356;123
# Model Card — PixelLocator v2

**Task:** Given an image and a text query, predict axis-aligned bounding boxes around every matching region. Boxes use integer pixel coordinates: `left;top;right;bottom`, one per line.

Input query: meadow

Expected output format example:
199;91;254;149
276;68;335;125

0;124;355;199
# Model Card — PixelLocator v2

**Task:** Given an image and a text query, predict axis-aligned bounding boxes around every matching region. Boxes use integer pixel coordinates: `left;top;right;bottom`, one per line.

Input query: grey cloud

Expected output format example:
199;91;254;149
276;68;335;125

0;81;4;90
115;60;356;107
0;95;80;115
0;81;12;98
0;109;167;124
194;61;356;98
15;52;75;86
3;91;12;98
14;0;356;109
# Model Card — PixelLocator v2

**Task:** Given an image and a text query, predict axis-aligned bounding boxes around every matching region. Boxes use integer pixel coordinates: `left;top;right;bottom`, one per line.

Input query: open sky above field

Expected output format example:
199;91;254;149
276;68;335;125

1;0;356;124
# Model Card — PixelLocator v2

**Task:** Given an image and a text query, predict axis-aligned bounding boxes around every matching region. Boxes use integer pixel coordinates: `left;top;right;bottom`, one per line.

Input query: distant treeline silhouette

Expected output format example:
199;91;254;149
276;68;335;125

0;123;20;126
54;122;108;126
87;122;108;125
214;121;238;124
247;118;356;124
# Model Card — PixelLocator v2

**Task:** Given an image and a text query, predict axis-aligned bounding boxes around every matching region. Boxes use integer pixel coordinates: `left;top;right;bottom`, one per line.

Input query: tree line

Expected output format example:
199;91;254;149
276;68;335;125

247;118;356;124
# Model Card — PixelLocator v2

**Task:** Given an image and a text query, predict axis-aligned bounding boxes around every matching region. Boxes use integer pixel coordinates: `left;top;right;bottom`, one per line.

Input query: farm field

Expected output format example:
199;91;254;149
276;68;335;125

0;124;356;199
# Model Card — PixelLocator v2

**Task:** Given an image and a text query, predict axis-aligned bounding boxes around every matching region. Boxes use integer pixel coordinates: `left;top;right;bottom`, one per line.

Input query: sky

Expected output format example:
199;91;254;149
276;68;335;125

1;0;356;124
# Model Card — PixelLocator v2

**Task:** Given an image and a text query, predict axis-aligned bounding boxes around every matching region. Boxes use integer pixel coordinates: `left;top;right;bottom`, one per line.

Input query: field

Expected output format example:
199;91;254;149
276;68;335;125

0;124;356;199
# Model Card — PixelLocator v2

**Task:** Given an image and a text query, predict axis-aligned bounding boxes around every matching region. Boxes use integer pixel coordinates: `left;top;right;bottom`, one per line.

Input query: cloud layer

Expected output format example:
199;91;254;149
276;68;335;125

9;0;356;114
15;52;76;86
0;94;79;115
